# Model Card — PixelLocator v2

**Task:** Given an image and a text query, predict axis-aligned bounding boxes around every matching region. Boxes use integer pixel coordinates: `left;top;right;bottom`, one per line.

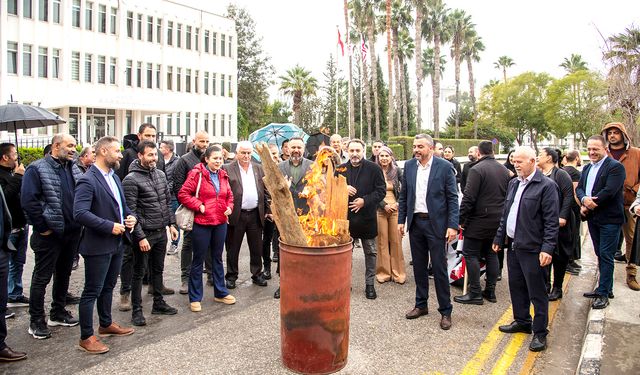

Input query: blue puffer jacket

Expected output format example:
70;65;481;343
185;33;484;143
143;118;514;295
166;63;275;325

21;155;83;236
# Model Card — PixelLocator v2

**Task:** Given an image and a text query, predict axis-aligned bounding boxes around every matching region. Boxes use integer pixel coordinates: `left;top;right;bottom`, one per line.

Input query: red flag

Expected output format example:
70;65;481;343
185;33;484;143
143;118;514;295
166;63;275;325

361;38;368;62
337;29;344;56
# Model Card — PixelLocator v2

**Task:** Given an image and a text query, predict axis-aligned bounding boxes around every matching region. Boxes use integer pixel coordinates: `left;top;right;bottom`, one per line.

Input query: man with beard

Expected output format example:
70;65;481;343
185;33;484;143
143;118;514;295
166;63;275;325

223;142;272;289
369;140;384;162
601;122;640;291
460;146;479;193
434;142;444;158
123;141;179;327
173;131;211;294
337;139;386;299
22;134;83;339
74;136;136;354
116;124;164;180
274;138;313;298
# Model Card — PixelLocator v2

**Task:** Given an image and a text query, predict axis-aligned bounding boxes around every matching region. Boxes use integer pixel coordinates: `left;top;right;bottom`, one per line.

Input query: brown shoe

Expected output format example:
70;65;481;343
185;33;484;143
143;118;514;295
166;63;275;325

405;306;428;319
0;346;27;361
440;315;452;330
78;336;109;354
98;322;135;337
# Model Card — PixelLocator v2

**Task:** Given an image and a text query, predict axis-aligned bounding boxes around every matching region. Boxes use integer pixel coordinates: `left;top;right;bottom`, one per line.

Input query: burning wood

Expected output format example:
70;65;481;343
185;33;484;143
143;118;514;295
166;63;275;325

257;144;350;247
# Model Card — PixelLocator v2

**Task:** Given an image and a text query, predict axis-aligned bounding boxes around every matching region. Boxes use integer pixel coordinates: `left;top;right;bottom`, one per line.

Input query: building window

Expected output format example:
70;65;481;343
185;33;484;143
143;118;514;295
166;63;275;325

147;16;153;42
212;114;216;136
8;1;17;15
220;74;225;96
212;73;216;95
212;32;217;55
177;24;182;48
23;44;32;76
228;75;232;97
221;34;226;57
125;59;132;86
84;53;92;82
69;108;79;139
85;2;93;30
167;21;173;45
195;70;200;93
156;18;162;44
98;55;105;83
72;0;80;27
167;66;173;90
221;114;225;136
185;69;191;93
110;7;117;34
109;57;116;84
229;36;233;58
228;115;232;136
52;0;60;23
204;72;209;94
38;47;48;78
7;42;18;74
204;31;210;53
126;11;133;37
137;14;142;40
71;51;80;81
136;61;142;87
186;26;192;50
38;0;48;21
146;63;152;88
98;4;106;33
186;112;191;136
176;68;181;91
204;113;209;133
24;0;33;18
52;48;60;78
166;116;172;134
176;115;181;134
195;28;200;51
156;64;161;89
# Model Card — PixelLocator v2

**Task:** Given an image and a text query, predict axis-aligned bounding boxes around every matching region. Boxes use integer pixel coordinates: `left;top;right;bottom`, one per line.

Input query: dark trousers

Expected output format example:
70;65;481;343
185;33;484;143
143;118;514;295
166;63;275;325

119;243;133;294
7;226;28;299
588;222;620;295
409;216;452;316
262;219;278;271
463;237;498;294
545;250;569;291
180;232;213;284
190;223;229;302
170;199;181;247
79;244;123;340
570;210;582;260
0;249;9;350
225;209;263;282
132;230;167;312
29;229;80;323
507;247;549;337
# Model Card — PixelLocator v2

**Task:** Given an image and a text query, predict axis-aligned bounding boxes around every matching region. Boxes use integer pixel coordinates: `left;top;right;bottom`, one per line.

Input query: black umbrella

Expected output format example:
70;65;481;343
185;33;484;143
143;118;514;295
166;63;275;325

0;102;66;163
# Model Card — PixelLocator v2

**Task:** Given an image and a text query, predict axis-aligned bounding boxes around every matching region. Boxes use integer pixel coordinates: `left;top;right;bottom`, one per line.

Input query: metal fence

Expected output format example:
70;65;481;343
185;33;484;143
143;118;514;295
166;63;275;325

0;137;51;148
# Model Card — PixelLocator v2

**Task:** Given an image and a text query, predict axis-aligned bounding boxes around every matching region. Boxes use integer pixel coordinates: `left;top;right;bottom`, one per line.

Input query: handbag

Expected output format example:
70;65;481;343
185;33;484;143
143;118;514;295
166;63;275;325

175;172;202;231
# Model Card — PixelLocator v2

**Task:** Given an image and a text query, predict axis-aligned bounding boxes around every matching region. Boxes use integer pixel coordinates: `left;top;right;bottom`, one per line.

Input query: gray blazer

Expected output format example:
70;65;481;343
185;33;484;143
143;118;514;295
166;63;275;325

278;158;313;214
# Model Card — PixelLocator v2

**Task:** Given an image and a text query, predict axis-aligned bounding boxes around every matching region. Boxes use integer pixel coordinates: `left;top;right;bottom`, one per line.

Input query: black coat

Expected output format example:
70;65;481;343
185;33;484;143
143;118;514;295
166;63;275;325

122;160;175;242
446;157;462;185
0;166;25;229
116;135;164;181
459;156;510;239
173;149;202;196
336;159;386;239
460;159;478;192
547;167;575;257
576;157;626;225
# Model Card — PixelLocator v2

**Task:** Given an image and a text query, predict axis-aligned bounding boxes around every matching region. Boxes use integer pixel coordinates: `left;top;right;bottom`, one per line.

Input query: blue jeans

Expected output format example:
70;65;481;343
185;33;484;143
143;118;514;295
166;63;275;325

7;226;28;299
189;223;228;302
171;199;181;246
79;244;123;340
588;222;620;296
0;249;9;350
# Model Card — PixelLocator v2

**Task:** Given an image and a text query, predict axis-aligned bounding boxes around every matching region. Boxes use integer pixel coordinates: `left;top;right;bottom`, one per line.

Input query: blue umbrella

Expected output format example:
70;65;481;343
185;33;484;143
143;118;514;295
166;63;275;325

248;123;308;161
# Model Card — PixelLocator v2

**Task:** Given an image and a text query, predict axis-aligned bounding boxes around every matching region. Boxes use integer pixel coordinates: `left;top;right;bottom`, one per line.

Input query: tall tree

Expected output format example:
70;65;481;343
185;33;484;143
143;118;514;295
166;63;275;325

344;0;356;138
321;54;340;130
390;0;413;135
226;5;274;138
412;0;427;130
361;0;382;140
422;47;446;94
494;55;515;84
449;9;473;138
462;31;484;138
398;29;415;135
279;65;318;125
385;0;395;136
422;0;450;137
350;0;373;142
560;53;588;74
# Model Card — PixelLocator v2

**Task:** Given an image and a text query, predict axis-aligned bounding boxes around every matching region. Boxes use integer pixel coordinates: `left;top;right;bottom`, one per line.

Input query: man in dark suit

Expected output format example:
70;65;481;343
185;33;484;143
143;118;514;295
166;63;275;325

577;135;626;309
493;146;559;352
398;134;459;330
223;141;272;289
74;136;137;354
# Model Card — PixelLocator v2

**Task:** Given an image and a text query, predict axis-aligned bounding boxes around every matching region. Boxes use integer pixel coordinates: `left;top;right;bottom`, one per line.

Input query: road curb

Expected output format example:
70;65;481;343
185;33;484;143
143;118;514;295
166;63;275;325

575;233;601;375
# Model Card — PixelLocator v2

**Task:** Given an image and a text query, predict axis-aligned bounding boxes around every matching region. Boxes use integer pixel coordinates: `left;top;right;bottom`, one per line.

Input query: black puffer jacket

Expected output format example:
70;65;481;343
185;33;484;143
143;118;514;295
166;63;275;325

173;148;203;196
116;134;165;180
122;159;175;242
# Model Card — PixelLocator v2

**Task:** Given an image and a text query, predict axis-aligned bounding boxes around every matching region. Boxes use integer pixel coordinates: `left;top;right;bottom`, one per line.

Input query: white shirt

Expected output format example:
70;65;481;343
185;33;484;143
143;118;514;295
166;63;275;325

414;158;432;213
100;168;124;224
506;169;536;238
240;163;259;210
584;156;607;198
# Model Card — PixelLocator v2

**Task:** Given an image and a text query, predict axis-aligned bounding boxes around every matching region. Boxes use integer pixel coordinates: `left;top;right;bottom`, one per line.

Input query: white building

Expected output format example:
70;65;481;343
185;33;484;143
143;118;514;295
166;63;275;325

1;0;237;147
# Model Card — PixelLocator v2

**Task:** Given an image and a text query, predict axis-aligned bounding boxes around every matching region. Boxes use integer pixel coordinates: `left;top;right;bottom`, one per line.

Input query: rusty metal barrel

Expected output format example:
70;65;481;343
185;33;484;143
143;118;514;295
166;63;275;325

279;240;353;374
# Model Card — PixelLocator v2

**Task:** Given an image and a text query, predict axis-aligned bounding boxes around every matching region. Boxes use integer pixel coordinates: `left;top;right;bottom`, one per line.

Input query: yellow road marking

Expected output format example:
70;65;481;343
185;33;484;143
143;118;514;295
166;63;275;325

459;306;513;375
490;332;529;374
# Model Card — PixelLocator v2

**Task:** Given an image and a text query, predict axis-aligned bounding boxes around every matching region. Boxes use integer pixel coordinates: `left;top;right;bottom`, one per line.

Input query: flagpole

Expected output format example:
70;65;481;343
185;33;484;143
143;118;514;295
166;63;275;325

359;49;363;140
335;26;340;135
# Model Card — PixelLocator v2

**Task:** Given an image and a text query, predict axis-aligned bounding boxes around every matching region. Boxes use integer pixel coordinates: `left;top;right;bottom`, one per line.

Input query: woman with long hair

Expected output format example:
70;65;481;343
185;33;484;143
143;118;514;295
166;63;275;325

375;146;406;284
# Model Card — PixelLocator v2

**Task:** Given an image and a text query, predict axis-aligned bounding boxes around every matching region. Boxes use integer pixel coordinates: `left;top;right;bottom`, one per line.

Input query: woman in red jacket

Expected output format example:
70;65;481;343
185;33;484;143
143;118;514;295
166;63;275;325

178;145;234;312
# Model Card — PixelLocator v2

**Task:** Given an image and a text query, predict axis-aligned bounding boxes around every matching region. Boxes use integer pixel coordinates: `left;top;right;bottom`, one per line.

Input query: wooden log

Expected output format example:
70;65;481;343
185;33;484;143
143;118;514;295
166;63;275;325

256;144;307;247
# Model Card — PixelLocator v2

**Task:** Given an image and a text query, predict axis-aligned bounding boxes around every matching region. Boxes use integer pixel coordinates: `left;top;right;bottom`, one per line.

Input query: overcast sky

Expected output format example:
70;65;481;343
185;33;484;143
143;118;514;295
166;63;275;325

211;0;639;106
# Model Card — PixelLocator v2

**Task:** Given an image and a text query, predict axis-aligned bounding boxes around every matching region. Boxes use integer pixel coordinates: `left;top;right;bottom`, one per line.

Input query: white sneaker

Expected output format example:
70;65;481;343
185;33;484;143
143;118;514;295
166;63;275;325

167;244;179;255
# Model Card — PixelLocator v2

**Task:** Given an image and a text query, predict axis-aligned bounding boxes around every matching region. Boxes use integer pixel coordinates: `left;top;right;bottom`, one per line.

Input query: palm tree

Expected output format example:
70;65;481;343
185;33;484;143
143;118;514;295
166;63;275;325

412;0;426;131
462;30;484;138
422;47;446;91
398;29;415;135
449;9;473;138
349;0;373;142
560;53;588;74
385;0;394;137
494;55;515;84
278;65;318;125
344;0;356;138
391;0;413;135
365;0;382;140
422;0;450;138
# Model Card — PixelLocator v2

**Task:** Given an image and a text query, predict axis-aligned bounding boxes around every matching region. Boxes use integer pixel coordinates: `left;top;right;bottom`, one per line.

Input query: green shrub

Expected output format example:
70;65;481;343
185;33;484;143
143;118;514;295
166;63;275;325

18;147;45;166
435;138;497;155
387;144;404;160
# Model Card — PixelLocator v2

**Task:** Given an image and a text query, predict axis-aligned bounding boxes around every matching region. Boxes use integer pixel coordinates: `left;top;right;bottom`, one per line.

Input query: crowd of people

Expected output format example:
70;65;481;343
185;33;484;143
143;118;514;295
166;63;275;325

0;121;638;361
